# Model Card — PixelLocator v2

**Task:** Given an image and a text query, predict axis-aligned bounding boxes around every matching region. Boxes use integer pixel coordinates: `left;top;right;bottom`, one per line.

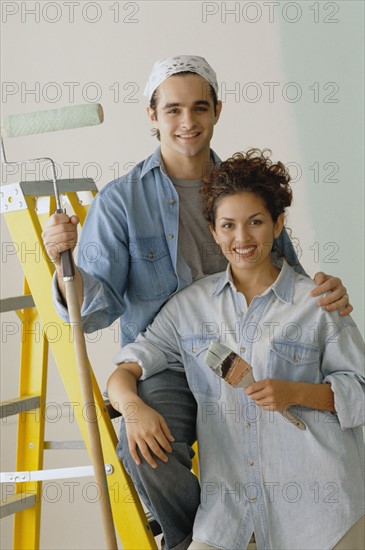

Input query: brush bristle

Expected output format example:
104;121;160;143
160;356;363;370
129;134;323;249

204;341;233;374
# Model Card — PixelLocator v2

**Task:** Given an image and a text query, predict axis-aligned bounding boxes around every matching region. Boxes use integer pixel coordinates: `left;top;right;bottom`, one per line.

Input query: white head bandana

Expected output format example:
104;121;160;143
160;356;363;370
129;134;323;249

143;55;218;102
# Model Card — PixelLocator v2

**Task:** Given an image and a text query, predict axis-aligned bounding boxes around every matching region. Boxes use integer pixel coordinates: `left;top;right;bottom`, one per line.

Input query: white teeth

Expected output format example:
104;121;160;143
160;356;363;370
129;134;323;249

235;246;256;254
178;132;199;138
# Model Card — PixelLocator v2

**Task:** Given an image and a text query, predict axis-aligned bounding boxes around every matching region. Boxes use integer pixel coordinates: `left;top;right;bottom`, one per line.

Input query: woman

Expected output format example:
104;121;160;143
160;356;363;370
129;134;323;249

108;149;364;550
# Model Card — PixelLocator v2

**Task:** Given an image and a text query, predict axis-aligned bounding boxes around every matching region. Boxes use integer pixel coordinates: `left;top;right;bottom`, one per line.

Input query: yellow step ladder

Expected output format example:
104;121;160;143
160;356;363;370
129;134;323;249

0;179;158;549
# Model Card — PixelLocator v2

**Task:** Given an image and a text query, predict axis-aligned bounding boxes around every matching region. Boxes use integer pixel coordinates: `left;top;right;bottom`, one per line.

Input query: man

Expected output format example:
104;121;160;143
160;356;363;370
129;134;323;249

42;56;351;550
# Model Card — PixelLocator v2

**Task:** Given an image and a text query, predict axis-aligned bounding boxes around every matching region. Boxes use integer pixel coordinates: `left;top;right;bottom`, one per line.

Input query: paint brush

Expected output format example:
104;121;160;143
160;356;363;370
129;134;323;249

205;341;306;430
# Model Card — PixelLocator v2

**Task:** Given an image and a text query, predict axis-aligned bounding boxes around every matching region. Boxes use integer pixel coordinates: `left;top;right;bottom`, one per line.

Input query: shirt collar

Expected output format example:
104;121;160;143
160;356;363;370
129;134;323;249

140;146;221;178
270;259;295;303
212;259;295;304
212;264;235;296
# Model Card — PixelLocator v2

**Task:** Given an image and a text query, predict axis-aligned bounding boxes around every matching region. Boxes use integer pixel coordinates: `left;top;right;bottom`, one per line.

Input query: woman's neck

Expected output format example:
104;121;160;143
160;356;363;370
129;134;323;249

231;261;280;305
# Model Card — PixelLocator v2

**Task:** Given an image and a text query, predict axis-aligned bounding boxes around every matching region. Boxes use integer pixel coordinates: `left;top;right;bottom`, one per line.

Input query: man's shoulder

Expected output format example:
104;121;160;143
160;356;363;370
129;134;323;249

289;267;355;330
98;150;161;199
99;158;147;195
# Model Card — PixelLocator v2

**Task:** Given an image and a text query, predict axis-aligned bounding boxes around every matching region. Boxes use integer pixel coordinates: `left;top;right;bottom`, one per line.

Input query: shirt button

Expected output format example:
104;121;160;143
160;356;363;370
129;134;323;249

148;252;155;258
237;312;243;317
192;347;197;353
293;354;300;362
245;421;251;429
250;314;254;320
248;460;254;466
251;497;257;503
240;346;246;354
167;234;174;239
169;199;176;205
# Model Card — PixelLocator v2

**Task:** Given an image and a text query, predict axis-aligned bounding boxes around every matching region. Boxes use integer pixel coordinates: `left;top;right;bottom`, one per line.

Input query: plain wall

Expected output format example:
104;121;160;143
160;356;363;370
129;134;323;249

1;1;364;549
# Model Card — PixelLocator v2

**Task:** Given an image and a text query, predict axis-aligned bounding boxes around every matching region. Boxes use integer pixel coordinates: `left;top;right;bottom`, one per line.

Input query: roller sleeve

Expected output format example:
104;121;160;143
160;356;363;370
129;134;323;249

1;103;104;138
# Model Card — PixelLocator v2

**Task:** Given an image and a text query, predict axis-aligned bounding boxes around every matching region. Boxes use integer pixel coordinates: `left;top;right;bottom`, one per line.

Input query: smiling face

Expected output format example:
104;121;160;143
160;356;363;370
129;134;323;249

147;73;222;167
211;192;284;279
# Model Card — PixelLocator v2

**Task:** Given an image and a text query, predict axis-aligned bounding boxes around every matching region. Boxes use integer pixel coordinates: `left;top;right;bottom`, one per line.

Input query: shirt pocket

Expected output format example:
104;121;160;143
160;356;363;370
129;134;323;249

181;337;221;398
129;236;177;302
267;340;320;383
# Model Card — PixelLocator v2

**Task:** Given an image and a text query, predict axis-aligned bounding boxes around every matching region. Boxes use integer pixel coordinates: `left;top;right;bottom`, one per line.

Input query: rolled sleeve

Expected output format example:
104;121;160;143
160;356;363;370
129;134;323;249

51;267;125;331
78;268;123;331
321;320;365;430
113;337;169;380
113;299;183;379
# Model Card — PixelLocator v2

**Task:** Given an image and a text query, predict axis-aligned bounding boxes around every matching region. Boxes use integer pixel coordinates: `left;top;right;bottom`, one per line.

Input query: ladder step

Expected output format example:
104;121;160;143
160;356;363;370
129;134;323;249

1;464;113;483
0;295;35;313
0;396;40;419
19;178;98;197
0;493;36;519
44;440;86;450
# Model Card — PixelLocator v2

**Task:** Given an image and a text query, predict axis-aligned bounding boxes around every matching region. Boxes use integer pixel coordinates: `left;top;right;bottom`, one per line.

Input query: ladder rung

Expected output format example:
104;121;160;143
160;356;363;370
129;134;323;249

0;295;35;313
0;493;36;519
0;396;40;419
44;440;86;450
1;464;113;483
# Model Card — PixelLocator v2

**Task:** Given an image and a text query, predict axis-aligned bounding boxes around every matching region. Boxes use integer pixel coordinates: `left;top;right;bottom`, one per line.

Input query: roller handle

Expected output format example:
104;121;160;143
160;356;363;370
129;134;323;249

64;280;118;549
54;208;76;279
61;249;75;279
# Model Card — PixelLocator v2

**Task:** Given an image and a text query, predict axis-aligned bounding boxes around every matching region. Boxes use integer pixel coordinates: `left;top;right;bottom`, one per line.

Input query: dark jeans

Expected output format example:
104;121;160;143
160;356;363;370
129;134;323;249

117;370;200;550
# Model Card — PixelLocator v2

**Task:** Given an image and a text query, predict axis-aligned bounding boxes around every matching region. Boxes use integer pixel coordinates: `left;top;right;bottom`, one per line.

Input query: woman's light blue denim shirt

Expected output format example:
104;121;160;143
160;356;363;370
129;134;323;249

115;260;365;550
52;148;305;345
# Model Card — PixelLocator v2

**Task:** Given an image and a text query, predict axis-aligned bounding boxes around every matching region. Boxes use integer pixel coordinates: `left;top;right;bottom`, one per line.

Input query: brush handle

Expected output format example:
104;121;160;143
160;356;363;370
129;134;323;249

204;343;306;430
278;409;306;430
235;370;306;430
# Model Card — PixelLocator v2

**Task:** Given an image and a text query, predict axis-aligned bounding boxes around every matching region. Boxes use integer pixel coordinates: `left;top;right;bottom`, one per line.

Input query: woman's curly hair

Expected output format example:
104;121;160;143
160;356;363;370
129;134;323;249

200;148;293;227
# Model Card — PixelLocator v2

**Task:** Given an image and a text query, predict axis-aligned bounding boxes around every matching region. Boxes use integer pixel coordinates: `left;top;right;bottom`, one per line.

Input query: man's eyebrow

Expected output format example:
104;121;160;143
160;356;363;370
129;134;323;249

161;100;211;110
194;100;211;107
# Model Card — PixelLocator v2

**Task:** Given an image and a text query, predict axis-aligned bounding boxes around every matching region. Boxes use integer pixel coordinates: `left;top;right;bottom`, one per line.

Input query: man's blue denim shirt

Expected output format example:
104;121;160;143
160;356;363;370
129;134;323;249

53;147;305;345
115;260;365;550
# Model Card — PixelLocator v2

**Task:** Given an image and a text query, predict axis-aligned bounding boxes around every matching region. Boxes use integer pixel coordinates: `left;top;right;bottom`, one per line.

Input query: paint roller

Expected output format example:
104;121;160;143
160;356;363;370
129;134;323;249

1;104;118;550
1;104;104;278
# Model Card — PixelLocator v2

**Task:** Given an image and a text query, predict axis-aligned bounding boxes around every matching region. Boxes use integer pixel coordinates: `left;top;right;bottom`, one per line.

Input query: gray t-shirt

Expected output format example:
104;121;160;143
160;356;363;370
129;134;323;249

170;176;227;280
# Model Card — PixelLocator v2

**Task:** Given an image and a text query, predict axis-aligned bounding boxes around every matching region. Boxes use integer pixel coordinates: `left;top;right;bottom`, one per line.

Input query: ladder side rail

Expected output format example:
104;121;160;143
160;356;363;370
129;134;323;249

14;293;48;550
3;195;157;550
